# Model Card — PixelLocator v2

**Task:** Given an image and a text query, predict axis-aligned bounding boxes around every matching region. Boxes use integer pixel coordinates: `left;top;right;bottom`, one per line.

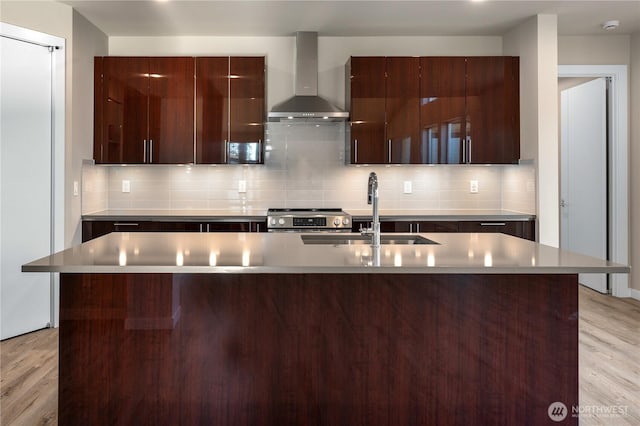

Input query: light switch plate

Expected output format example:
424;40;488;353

238;180;247;193
122;180;131;193
73;181;79;196
403;181;412;194
470;180;479;193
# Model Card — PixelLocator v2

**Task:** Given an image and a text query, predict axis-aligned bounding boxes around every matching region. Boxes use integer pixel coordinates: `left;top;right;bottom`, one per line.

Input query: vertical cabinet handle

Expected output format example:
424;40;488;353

409;223;413;233
224;139;228;163
354;139;358;163
416;223;420;233
466;136;472;164
143;139;147;163
461;137;466;164
388;139;392;163
149;139;154;163
258;139;262;163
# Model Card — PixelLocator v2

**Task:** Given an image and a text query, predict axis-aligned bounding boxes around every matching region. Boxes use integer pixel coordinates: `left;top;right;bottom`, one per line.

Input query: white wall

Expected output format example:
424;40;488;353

558;34;636;294
69;11;108;244
1;1;108;247
83;124;535;214
631;32;640;293
504;15;559;246
109;35;502;111
99;35;537;216
558;35;631;65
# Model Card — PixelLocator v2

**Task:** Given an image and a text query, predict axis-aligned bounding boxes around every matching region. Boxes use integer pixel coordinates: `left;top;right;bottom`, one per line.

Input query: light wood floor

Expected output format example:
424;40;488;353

1;285;638;425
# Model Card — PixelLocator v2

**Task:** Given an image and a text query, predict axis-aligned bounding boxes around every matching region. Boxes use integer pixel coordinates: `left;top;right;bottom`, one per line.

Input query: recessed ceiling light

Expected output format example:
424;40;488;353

602;20;620;30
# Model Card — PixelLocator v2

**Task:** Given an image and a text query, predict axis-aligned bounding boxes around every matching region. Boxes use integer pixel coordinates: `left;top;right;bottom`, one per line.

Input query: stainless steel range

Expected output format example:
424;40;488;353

267;208;352;232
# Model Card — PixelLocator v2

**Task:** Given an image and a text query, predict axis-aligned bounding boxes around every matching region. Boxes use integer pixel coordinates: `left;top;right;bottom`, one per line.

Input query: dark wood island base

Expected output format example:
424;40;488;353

59;273;578;425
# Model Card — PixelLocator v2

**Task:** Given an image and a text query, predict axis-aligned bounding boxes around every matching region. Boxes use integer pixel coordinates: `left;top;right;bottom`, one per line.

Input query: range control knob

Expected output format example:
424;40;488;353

270;218;277;225
333;218;341;226
278;218;286;225
342;218;350;225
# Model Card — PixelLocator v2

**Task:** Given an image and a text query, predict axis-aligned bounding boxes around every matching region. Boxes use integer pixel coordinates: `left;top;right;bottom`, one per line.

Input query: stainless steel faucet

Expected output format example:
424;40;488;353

361;172;381;248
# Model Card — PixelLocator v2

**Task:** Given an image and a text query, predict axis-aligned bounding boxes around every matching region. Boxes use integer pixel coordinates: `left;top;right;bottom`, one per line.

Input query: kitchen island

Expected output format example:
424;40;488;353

23;232;628;425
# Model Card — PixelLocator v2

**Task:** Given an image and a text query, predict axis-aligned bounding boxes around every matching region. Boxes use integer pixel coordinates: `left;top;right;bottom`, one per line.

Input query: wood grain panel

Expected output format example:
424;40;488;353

466;57;519;164
347;57;387;164
386;57;420;163
196;57;229;164
59;273;577;425
148;57;195;164
229;57;265;143
103;57;148;164
420;57;467;164
93;57;104;163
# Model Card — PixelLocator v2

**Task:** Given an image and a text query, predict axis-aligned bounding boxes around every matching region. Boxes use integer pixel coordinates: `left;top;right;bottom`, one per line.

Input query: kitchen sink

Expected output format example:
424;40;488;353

301;234;439;245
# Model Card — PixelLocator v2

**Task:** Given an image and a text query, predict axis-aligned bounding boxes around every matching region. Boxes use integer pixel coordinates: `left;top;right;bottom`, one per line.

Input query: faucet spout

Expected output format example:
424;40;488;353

364;172;381;248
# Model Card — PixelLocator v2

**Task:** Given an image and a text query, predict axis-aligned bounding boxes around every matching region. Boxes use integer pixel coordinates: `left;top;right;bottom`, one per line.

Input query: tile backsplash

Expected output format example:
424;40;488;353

82;122;535;214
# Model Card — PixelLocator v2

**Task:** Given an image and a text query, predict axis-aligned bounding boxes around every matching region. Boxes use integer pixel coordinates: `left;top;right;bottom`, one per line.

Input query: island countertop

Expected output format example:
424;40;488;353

23;231;628;274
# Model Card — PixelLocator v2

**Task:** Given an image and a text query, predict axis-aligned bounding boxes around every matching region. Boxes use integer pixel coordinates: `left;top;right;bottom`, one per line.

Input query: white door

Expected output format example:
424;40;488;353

560;78;608;293
0;35;53;339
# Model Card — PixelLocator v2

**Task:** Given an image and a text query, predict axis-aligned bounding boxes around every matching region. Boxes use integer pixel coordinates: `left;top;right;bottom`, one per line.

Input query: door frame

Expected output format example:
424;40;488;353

1;22;65;327
558;65;629;298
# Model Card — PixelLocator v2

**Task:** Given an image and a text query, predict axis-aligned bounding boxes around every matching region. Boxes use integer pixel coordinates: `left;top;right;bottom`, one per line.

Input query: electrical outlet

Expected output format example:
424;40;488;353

403;181;412;194
73;181;79;196
122;180;131;193
238;180;247;193
470;180;479;193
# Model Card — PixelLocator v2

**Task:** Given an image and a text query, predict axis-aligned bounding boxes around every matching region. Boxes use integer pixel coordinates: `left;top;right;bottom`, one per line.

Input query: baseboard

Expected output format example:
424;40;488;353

630;288;640;301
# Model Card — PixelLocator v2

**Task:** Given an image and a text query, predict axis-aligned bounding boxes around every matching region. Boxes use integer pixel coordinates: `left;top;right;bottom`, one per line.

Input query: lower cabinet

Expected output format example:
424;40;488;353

457;221;535;241
82;220;267;242
351;219;535;241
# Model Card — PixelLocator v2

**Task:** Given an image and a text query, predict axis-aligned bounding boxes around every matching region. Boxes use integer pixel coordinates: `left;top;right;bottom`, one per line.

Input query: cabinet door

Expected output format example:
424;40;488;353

148;57;195;164
196;57;229;164
414;221;460;233
94;57;105;163
348;57;387;164
458;220;535;241
420;57;467;164
466;57;519;164
100;57;149;164
386;57;420;164
206;222;252;232
229;57;265;164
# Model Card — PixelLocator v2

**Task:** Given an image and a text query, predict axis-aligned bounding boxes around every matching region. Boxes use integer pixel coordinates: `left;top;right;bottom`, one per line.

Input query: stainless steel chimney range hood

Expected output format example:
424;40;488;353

268;32;349;122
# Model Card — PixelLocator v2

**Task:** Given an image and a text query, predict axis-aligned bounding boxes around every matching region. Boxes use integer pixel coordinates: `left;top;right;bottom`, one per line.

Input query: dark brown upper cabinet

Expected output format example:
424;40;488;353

420;57;467;164
346;57;420;165
94;57;195;164
465;56;519;164
348;55;519;165
386;57;421;164
196;56;265;164
346;57;387;164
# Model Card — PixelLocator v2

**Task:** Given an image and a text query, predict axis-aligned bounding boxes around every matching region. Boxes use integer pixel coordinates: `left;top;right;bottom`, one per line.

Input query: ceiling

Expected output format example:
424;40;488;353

59;0;640;37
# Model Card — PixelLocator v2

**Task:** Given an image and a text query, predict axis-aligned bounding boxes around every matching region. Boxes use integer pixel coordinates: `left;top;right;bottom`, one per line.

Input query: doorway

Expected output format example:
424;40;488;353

560;77;608;293
558;65;629;297
0;23;65;339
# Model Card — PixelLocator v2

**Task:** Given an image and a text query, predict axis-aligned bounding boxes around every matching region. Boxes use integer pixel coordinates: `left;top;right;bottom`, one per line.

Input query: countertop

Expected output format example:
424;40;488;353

82;209;535;221
82;209;268;221
23;232;627;274
346;209;535;221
